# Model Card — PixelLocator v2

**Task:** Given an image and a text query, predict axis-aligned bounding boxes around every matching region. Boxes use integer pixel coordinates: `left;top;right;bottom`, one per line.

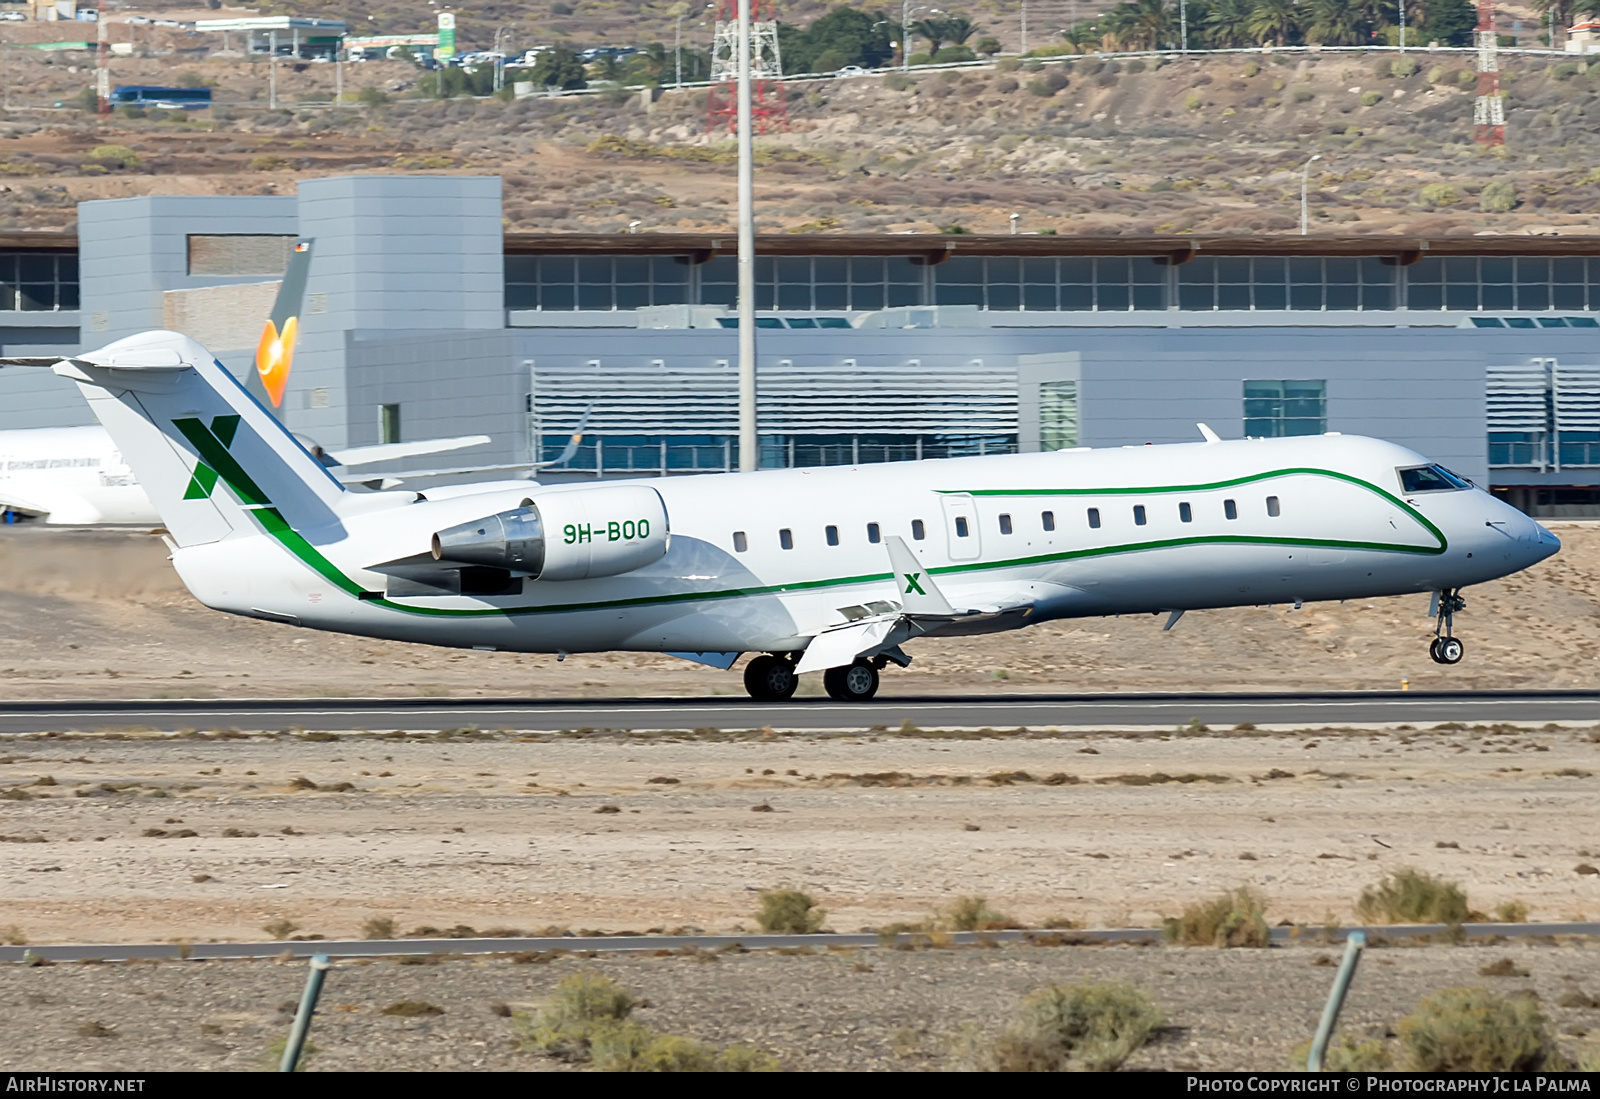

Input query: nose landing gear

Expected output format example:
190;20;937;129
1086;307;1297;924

1429;589;1466;665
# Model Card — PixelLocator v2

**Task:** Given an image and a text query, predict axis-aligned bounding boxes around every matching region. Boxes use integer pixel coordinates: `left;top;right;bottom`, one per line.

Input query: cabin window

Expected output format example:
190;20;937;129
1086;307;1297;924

1133;505;1147;526
825;524;839;546
912;519;926;540
1041;510;1056;532
733;531;748;553
1224;498;1238;520
954;516;970;538
1179;501;1193;523
1266;495;1281;518
998;513;1013;535
779;528;794;550
867;522;881;544
1087;507;1101;529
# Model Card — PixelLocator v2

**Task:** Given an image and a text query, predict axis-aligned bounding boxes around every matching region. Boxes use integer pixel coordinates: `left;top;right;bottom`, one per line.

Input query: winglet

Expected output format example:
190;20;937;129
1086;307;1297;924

1197;423;1221;443
885;535;954;615
254;239;313;408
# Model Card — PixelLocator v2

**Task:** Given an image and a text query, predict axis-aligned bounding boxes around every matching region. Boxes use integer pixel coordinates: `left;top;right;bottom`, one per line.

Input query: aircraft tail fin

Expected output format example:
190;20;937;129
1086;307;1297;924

53;330;345;548
253;238;313;409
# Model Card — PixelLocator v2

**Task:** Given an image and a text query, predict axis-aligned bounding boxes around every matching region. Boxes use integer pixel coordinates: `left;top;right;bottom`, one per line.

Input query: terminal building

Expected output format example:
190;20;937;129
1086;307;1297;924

0;174;1597;514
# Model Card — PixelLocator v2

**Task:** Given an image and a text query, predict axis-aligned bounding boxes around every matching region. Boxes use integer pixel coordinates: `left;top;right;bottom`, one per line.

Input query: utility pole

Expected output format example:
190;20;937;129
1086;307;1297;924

1474;0;1504;145
96;0;109;117
675;14;683;87
1300;153;1322;235
1180;0;1187;52
1398;0;1406;51
269;30;278;110
1020;0;1027;54
736;0;756;472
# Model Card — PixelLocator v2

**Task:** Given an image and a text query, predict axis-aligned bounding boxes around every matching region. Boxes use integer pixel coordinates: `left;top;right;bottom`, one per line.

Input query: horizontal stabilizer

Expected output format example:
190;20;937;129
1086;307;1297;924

884;535;954;616
327;434;492;468
796;617;898;675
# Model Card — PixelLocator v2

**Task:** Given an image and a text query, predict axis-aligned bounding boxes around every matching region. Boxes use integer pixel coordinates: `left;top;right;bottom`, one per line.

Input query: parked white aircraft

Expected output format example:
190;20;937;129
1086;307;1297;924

0;424;494;526
2;330;1560;699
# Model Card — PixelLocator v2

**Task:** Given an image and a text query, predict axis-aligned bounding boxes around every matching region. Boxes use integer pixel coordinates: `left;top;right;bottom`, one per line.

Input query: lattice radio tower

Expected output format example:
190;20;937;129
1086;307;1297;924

1474;0;1505;146
707;0;787;135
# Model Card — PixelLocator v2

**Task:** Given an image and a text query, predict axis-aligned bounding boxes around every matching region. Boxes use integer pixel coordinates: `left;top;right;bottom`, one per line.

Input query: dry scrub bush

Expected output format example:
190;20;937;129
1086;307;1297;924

1356;868;1469;925
1165;887;1270;947
1398;987;1559;1071
361;916;397;940
946;895;1015;931
1479;181;1518;213
756;889;826;933
1289;1034;1393;1070
515;972;777;1071
984;983;1163;1072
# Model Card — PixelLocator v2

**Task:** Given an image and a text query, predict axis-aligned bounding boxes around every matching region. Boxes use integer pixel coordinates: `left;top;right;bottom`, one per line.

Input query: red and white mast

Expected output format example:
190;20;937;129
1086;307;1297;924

1474;0;1504;146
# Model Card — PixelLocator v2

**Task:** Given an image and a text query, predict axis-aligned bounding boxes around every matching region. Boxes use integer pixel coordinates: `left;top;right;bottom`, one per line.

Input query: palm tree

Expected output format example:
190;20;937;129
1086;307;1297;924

942;15;981;45
911;17;946;54
1247;0;1302;45
1307;0;1364;43
1204;0;1253;45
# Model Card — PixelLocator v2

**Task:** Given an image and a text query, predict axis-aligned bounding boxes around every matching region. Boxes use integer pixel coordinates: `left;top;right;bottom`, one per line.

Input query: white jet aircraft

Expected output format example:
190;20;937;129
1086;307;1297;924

2;330;1560;701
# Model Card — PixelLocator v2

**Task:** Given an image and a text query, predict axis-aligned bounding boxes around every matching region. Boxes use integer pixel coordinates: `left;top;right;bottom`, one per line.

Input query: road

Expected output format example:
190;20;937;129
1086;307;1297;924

0;690;1597;734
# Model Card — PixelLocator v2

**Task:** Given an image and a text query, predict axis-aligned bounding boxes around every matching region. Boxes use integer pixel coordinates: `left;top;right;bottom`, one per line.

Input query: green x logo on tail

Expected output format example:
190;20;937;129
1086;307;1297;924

174;414;271;506
903;572;926;596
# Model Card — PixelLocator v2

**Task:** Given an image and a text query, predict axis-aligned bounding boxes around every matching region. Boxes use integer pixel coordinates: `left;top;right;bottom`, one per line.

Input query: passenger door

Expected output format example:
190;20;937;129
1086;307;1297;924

941;493;981;561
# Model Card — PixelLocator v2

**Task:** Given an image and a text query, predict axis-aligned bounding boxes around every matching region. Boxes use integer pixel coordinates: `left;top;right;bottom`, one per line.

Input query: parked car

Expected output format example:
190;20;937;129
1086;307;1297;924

834;64;867;78
0;10;26;20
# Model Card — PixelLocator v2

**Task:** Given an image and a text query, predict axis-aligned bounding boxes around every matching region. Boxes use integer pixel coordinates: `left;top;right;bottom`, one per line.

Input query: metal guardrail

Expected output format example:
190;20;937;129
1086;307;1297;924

6;921;1595;964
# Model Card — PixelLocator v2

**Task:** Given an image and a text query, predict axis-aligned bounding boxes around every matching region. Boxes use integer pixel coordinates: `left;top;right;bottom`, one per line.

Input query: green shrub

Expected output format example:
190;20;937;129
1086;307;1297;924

1123;58;1146;73
516;973;778;1070
1357;867;1469;924
1243;61;1260;77
755;889;825;933
1292;87;1314;102
1398;987;1558;1071
1427;65;1446;83
1291;1034;1393;1070
946;895;1013;931
987;982;1163;1071
517;972;637;1060
357;85;389;107
1165;887;1270;947
1391;57;1419;78
1184;94;1202;110
88;144;141;170
1479;181;1518;213
1419;183;1461;209
884;71;914;91
1361;91;1383;106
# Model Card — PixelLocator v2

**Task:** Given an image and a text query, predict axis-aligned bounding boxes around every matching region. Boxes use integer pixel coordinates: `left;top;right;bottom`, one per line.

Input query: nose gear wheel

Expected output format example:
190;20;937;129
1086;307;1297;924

1429;589;1467;665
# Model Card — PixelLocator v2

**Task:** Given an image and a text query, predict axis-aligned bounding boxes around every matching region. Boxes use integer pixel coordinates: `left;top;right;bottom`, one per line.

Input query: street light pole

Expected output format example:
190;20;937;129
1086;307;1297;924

675;14;683;87
736;0;757;472
1300;153;1322;235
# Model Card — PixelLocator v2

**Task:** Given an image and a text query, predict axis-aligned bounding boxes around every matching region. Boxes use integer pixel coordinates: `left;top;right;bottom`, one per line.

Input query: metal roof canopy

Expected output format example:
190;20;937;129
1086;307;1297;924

503;233;1600;261
194;17;348;33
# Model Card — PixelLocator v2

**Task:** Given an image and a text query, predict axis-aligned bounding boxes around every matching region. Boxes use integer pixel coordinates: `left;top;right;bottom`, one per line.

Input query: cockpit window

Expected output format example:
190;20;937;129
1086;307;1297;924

1398;465;1472;494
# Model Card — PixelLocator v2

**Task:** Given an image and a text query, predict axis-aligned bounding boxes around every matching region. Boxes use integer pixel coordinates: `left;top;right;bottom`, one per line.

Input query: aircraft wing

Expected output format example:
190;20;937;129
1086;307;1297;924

0;489;50;517
336;405;593;487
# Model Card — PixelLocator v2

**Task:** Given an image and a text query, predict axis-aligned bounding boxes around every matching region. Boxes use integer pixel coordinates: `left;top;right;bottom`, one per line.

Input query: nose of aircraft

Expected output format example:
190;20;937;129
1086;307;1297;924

1529;518;1561;562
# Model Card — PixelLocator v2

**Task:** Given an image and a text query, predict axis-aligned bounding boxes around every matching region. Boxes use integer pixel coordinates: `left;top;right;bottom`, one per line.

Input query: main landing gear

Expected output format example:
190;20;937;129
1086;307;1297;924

743;654;798;701
1429;588;1466;666
741;654;884;701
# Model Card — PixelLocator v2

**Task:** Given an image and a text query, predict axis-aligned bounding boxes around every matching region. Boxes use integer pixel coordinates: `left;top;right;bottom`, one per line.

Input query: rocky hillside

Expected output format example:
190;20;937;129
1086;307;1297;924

0;45;1594;236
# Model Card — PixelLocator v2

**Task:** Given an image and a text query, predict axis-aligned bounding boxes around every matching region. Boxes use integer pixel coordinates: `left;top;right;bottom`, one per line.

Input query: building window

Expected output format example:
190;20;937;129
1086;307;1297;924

825;524;839;546
504;254;693;312
1039;379;1079;451
1042;510;1056;531
1266;495;1281;517
1133;505;1147;526
867;522;881;543
911;519;925;540
1407;256;1599;312
1178;256;1395;312
954;516;970;538
0;252;77;311
1244;380;1326;437
379;403;401;444
998;513;1012;535
1178;501;1193;523
733;531;748;552
186;235;296;277
779;528;794;550
1224;498;1238;520
1085;507;1099;529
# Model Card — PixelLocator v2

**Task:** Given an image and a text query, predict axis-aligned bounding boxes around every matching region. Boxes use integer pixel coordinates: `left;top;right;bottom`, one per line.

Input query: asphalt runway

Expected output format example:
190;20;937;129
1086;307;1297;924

1;690;1598;735
5;922;1599;964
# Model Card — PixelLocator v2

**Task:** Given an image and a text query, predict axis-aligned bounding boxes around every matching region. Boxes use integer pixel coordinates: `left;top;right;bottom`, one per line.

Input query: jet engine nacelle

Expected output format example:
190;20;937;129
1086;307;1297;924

430;484;668;581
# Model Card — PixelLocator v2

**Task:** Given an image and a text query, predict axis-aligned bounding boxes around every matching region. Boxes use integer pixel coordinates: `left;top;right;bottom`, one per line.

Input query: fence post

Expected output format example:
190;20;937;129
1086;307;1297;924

1307;930;1367;1071
280;953;332;1072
